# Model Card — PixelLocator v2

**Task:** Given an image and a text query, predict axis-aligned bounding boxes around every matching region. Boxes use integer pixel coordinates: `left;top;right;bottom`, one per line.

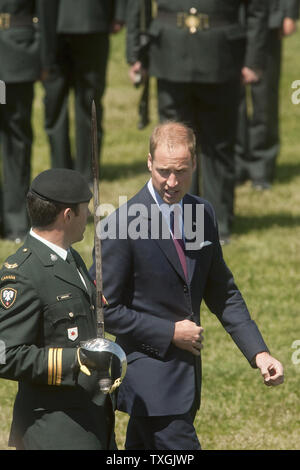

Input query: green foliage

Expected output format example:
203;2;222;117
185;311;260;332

1;29;300;450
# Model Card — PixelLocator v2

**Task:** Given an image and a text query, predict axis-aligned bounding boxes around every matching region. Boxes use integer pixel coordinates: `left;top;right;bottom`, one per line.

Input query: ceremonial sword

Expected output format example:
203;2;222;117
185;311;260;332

78;101;127;394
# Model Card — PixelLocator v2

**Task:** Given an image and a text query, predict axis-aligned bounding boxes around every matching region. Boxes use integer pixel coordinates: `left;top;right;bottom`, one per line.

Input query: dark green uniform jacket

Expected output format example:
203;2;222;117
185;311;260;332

126;0;268;83
39;0;127;69
0;0;41;241
0;0;40;83
0;234;114;450
269;0;299;27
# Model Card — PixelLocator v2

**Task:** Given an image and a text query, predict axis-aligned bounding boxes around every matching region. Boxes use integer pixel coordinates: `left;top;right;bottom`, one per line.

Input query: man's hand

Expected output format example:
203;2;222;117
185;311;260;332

40;69;50;82
129;61;148;86
241;66;261;85
282;18;297;37
172;319;204;356
110;21;124;34
255;351;284;386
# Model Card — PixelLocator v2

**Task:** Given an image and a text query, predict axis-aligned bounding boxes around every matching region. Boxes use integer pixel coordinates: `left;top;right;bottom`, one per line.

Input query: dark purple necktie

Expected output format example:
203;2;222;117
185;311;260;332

170;209;188;281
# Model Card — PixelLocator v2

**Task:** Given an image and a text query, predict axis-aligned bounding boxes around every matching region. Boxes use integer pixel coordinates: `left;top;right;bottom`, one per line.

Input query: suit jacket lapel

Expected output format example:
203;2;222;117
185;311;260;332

152;214;187;283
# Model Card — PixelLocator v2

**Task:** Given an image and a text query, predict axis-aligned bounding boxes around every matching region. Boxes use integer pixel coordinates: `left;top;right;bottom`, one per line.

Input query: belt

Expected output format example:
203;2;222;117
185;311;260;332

157;8;236;34
0;13;38;30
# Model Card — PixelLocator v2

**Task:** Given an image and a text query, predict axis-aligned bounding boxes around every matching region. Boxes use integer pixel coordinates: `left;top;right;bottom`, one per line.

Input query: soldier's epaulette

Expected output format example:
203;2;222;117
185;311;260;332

1;246;32;273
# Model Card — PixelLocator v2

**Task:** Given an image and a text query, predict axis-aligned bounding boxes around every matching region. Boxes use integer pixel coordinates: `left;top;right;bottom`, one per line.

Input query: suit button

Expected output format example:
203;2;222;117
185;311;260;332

183;285;188;293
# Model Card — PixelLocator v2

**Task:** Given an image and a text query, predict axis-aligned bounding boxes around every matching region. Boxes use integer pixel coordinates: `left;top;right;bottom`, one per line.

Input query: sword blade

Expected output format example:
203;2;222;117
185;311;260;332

91;100;104;338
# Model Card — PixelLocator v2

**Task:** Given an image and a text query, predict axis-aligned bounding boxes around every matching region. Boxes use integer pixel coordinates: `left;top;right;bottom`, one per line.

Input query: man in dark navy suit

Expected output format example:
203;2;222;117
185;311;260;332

90;121;284;450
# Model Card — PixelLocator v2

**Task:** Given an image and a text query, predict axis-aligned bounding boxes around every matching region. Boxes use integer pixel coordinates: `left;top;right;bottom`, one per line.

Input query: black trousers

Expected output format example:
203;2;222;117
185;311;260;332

157;79;240;238
235;28;282;185
0;82;33;239
125;403;201;450
43;32;109;183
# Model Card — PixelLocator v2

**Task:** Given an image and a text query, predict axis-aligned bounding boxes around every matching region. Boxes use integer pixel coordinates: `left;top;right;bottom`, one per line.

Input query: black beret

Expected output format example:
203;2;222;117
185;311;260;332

30;169;92;204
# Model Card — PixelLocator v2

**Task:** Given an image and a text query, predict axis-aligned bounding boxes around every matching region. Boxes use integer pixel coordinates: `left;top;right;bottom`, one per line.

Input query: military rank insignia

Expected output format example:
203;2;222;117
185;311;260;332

3;262;18;269
0;288;17;309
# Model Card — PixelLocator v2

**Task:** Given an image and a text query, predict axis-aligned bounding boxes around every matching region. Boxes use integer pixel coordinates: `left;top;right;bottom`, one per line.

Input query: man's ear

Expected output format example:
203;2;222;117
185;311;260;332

147;153;153;172
63;207;73;222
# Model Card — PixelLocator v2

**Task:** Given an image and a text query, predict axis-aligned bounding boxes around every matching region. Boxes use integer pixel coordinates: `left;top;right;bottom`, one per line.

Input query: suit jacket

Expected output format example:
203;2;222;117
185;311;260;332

0;0;40;83
126;0;268;83
0;234;112;449
90;185;269;417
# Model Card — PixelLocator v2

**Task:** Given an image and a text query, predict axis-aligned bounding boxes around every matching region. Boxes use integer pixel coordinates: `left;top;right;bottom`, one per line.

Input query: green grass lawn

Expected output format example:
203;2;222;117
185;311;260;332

0;28;300;450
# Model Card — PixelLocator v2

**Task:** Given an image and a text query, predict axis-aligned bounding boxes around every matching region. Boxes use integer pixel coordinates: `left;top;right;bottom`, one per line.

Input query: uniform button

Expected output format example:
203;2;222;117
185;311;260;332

90;305;95;310
23;248;28;252
69;312;74;318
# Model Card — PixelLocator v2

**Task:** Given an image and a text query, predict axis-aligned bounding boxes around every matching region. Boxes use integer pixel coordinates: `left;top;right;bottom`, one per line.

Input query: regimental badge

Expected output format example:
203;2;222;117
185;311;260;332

0;288;17;309
67;327;78;341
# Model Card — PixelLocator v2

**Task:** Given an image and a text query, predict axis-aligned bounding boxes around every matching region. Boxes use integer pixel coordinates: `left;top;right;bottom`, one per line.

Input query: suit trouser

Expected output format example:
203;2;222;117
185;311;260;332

235;28;282;184
157;79;240;238
43;33;109;183
125;402;201;450
0;82;33;239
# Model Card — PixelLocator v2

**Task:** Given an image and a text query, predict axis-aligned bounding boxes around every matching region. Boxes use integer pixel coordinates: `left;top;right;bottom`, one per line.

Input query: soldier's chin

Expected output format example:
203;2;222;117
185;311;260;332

74;231;85;244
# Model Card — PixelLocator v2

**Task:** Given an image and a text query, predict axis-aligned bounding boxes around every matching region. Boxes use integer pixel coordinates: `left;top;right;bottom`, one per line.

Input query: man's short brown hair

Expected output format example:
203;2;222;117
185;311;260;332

149;121;196;161
26;190;79;228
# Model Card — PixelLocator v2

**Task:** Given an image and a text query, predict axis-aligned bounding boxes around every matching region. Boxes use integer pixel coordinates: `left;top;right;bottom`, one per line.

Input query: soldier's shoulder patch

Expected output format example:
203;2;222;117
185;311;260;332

0;287;17;309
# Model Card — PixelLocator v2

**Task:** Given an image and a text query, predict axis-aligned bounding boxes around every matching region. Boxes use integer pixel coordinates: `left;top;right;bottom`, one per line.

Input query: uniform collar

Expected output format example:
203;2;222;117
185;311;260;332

29;228;68;261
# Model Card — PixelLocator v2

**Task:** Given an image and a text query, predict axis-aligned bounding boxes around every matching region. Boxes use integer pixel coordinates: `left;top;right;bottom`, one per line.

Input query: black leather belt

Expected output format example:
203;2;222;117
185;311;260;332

157;8;236;34
0;13;38;30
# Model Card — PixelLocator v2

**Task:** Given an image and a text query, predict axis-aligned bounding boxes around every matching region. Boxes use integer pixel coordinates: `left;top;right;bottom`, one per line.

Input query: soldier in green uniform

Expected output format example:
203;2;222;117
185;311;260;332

235;0;299;190
0;168;116;450
39;0;127;183
0;0;40;242
126;0;268;243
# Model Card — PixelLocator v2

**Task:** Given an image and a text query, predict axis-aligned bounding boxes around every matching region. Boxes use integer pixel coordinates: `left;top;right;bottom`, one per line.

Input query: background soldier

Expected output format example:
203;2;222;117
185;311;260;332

235;0;299;190
126;0;268;243
39;0;127;184
0;169;116;450
0;0;40;243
